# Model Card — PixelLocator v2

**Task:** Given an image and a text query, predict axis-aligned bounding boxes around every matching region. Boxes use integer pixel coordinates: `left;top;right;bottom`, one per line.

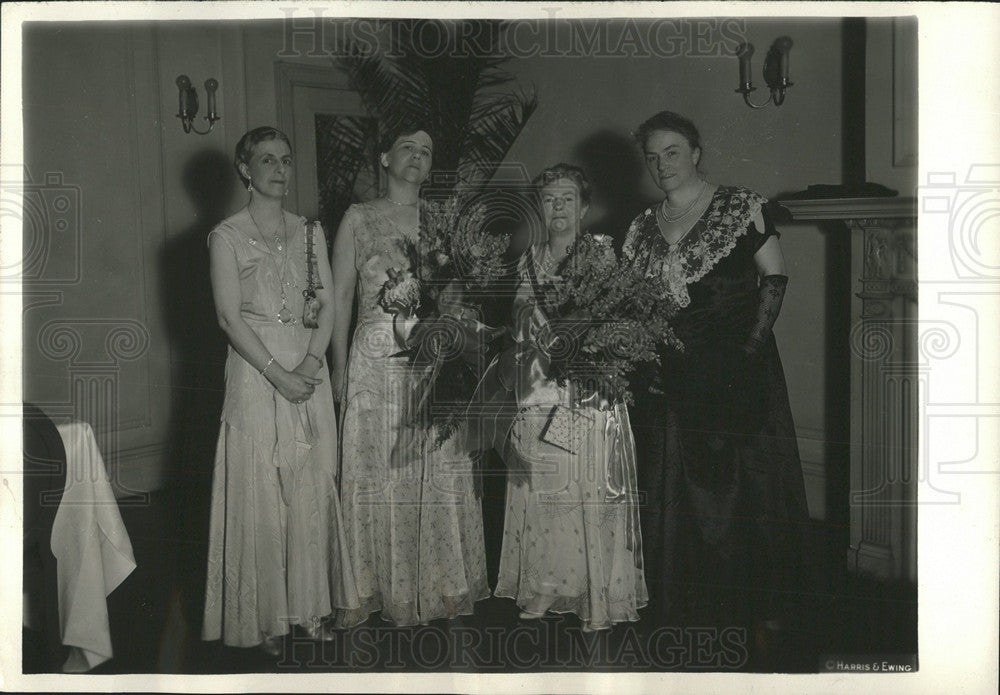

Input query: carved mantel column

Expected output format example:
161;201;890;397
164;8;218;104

780;197;918;583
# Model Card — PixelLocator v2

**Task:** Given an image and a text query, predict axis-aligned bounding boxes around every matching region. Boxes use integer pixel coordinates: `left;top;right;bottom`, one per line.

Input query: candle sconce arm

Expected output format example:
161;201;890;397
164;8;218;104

175;74;221;135
734;36;793;109
182;117;220;135
736;87;774;109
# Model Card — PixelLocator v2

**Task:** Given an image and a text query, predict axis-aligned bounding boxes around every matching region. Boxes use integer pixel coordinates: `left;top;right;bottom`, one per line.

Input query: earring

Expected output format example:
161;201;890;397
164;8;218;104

247;177;253;193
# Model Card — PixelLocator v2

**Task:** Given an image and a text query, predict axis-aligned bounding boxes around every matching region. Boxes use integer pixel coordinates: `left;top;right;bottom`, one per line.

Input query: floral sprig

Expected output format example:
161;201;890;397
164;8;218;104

379;194;511;450
534;233;683;404
407;196;509;309
450;201;507;290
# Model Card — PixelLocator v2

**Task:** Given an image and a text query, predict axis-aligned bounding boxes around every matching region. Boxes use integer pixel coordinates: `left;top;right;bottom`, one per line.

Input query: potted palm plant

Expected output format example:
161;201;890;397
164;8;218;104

316;19;538;235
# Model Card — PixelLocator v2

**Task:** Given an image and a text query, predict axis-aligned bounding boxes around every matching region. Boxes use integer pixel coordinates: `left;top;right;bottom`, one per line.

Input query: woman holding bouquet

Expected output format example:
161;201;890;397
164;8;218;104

330;124;489;627
622;111;809;631
494;164;648;631
204;127;358;653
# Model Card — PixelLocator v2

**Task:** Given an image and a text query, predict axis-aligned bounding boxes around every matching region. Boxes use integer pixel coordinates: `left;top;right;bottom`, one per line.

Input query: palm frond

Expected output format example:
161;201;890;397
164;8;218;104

340;45;429;128
316;115;378;232
321;19;537;201
460;90;539;191
465;55;517;92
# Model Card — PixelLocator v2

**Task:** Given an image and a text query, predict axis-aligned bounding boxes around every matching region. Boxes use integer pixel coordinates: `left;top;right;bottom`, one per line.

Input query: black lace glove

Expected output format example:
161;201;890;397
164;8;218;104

742;274;789;357
709;274;786;435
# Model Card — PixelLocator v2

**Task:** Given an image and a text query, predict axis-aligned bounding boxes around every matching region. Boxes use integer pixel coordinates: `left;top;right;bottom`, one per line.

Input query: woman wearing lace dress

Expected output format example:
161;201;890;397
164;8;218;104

494;164;647;631
203;127;359;654
622;111;809;631
331;124;489;627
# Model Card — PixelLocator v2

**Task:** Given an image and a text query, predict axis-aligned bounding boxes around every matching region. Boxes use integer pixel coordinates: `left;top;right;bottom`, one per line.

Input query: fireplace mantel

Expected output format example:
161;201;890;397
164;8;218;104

779;196;916;221
780;196;918;584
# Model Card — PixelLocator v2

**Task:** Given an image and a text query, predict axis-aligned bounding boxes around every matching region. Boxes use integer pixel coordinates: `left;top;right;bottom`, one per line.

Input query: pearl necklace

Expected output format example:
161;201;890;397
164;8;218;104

385;196;418;207
659;181;709;223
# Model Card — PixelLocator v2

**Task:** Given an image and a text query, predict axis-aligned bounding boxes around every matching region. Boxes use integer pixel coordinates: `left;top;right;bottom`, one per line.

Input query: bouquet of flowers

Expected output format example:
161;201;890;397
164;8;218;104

530;233;684;405
378;267;421;316
378;194;511;450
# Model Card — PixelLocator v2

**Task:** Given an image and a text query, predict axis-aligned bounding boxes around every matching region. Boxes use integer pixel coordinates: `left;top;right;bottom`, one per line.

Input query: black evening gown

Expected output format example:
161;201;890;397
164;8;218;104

623;186;810;624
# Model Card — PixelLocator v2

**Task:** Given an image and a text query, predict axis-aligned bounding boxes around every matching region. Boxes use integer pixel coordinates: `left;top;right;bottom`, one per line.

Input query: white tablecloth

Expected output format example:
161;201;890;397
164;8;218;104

50;421;137;673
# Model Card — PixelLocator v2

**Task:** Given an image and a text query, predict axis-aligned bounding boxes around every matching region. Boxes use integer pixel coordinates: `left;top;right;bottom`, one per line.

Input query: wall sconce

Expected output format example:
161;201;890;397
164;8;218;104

735;37;793;109
176;75;220;134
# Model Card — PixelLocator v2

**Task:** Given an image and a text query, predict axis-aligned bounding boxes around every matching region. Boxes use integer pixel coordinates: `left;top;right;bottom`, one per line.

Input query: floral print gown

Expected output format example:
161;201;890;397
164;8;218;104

337;202;489;627
494;245;648;629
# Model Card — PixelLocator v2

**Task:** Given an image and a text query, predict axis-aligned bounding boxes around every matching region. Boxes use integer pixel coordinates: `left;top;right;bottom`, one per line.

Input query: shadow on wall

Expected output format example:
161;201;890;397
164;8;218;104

156;148;234;648
159;148;234;490
574;129;658;246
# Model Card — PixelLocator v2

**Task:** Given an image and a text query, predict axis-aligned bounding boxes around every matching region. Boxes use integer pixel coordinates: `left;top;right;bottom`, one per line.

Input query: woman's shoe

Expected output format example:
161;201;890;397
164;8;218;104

518;595;553;620
518;610;546;620
258;635;283;657
301;617;338;642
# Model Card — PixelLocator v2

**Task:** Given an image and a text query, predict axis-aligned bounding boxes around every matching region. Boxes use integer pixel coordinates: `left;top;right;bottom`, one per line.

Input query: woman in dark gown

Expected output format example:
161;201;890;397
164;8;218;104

622;111;810;631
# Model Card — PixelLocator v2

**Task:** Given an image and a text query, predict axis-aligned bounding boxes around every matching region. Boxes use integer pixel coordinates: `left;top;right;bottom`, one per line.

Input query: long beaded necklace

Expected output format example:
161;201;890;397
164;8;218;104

247;207;295;324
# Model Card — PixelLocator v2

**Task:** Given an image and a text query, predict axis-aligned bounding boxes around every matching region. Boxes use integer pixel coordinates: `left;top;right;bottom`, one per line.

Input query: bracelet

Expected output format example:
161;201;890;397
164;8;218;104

306;352;324;366
260;356;275;376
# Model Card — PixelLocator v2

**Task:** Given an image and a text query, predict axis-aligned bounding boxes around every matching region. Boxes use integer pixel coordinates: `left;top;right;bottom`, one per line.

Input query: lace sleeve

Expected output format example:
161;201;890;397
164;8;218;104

743;274;788;356
621;209;651;265
621;222;639;263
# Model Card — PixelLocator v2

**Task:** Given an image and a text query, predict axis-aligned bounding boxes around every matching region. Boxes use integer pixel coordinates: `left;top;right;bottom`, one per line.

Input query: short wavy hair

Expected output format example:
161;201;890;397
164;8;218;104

632;111;702;153
531;163;592;206
234;126;292;186
378;120;437;158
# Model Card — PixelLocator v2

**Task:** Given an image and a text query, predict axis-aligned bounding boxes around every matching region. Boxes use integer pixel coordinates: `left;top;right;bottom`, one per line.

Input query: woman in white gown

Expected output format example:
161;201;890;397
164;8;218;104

494;163;648;631
331;124;489;627
203;127;359;654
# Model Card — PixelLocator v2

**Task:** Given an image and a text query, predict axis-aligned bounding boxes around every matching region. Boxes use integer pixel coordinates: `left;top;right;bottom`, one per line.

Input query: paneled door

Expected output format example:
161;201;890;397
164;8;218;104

275;62;371;224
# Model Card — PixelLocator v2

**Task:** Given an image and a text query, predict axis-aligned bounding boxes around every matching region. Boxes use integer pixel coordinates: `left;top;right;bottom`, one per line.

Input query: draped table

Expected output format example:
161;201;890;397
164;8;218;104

50;420;136;672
